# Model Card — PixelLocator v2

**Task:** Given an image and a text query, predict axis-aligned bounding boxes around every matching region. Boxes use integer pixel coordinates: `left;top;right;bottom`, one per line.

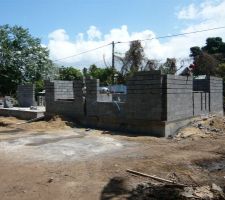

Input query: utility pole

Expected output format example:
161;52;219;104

112;41;115;69
111;41;115;84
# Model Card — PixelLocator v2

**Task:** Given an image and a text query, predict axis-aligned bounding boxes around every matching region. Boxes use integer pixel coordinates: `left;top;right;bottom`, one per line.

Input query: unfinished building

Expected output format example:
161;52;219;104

45;71;223;137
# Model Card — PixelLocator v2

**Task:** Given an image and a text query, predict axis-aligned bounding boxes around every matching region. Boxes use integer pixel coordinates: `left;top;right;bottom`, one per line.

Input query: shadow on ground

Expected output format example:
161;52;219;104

101;130;154;138
100;176;225;200
100;177;130;200
100;177;185;200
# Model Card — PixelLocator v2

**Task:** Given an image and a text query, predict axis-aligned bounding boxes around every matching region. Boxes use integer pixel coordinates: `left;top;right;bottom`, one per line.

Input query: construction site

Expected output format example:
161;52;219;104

1;1;225;198
0;71;225;200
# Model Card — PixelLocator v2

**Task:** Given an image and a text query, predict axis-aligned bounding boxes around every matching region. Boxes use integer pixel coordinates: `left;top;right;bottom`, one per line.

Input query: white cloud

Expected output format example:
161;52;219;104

48;29;69;41
47;0;225;69
87;26;102;40
177;0;225;20
48;25;155;68
177;4;198;19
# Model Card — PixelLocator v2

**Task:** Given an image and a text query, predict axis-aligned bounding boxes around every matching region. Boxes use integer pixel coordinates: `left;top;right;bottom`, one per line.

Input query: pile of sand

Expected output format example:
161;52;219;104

176;115;225;140
0;116;75;132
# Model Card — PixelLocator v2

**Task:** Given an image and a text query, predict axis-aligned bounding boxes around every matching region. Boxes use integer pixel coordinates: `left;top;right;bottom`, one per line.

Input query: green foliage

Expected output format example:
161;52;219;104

82;67;88;77
193;52;219;75
202;37;225;54
35;79;44;93
190;37;225;77
159;58;177;74
88;64;115;85
217;63;225;77
190;46;201;57
190;37;225;102
0;24;54;95
59;66;83;80
120;40;145;75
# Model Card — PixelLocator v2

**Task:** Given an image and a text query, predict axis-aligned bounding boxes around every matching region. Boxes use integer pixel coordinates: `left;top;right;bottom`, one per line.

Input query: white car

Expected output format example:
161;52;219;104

99;87;109;93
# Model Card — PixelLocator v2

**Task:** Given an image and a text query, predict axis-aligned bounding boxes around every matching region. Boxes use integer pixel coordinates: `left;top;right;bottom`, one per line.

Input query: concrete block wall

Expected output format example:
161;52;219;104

45;80;55;105
193;92;209;115
193;78;209;92
17;84;35;107
126;70;163;120
85;78;99;116
97;94;113;102
45;80;84;119
112;93;126;102
44;72;223;137
209;76;223;115
193;76;223;115
54;80;74;100
74;79;84;99
163;75;193;121
85;78;122;117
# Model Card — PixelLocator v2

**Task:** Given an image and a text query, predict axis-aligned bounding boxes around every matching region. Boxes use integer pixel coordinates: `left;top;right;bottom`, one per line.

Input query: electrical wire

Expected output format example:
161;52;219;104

52;26;225;62
118;26;225;43
53;42;112;62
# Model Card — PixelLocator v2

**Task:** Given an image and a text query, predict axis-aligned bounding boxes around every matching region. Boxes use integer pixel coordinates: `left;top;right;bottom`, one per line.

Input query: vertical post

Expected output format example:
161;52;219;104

112;41;115;70
112;41;115;84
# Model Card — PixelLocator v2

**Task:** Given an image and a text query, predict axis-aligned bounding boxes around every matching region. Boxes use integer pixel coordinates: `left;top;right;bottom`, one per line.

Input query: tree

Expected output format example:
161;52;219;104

190;46;201;57
202;37;224;54
87;64;115;85
193;52;218;75
59;66;83;80
159;58;177;74
190;37;225;105
190;37;225;76
120;40;145;75
82;67;88;77
144;59;160;71
0;25;54;95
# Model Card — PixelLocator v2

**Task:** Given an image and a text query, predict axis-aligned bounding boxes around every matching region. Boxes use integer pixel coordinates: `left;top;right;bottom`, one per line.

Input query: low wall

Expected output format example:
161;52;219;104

125;71;163;121
0;108;44;120
17;84;35;107
193;92;209;115
209;77;223;115
54;80;74;100
112;93;126;102
163;75;193;121
44;72;224;137
193;76;223;115
45;80;84;119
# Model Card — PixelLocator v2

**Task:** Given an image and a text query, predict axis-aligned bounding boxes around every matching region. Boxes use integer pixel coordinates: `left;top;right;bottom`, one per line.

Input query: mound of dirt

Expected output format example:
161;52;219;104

0;116;76;132
0;117;24;126
17;116;75;131
175;115;225;140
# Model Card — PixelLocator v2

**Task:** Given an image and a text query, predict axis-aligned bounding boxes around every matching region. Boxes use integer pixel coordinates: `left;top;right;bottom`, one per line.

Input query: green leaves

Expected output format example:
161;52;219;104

59;66;83;81
189;37;225;77
121;40;145;76
0;24;54;95
88;65;115;85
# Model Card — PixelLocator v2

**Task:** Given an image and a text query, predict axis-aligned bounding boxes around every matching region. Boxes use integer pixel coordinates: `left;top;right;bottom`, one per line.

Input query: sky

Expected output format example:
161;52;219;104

1;0;225;69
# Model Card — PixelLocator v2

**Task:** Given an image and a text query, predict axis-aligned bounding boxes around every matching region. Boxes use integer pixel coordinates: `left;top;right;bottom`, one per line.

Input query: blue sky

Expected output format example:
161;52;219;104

1;0;225;67
1;0;192;41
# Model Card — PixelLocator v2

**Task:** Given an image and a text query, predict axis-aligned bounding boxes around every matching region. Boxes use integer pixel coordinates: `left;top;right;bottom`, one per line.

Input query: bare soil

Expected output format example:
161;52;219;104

0;116;225;200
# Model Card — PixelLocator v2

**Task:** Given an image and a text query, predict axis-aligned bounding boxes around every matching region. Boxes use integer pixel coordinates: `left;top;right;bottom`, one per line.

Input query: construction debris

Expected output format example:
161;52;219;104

126;169;225;199
128;182;225;200
175;115;225;140
126;169;186;187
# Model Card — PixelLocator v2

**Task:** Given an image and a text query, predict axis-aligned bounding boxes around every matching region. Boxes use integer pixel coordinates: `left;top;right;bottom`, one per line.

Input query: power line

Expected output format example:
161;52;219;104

118;26;225;43
53;42;112;62
53;26;225;62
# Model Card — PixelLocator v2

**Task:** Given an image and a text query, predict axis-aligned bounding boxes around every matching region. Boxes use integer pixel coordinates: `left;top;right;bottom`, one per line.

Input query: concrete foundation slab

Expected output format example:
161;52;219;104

0;107;45;120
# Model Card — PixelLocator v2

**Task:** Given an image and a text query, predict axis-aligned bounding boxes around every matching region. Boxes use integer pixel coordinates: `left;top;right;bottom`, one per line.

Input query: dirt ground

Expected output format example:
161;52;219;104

0;116;225;200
